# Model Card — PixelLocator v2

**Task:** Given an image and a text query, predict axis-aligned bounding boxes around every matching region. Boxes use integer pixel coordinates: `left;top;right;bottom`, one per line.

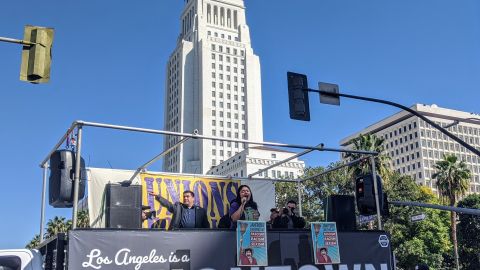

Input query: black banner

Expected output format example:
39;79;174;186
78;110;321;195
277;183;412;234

68;229;393;270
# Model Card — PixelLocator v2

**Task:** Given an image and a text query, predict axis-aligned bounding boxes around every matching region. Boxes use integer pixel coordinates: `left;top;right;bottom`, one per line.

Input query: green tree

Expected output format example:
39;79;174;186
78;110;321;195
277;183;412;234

25;234;41;249
46;216;69;238
457;194;480;270
275;162;354;223
433;154;471;270
344;134;391;181
76;210;90;228
27;211;90;248
383;173;452;269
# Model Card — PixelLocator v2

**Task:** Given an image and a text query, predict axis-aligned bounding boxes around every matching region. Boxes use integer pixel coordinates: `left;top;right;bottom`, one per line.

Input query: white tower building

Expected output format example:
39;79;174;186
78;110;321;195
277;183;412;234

163;0;264;174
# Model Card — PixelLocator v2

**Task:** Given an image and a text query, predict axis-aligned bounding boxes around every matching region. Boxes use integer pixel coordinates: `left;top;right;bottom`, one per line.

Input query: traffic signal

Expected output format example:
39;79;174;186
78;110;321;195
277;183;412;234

287;72;310;121
20;25;54;83
355;174;388;216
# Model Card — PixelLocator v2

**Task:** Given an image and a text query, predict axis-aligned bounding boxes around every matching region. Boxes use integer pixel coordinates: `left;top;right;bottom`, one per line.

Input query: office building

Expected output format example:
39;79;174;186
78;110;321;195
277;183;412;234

340;104;480;193
207;146;306;179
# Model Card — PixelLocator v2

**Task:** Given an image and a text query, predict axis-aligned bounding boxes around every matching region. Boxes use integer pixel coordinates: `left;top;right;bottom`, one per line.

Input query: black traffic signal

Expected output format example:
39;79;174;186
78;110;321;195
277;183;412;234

287;72;310;121
20;25;54;83
355;174;388;216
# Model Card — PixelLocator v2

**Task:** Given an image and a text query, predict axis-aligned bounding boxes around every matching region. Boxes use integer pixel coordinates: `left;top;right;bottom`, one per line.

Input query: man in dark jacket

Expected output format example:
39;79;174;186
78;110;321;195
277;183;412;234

148;190;209;229
272;200;305;229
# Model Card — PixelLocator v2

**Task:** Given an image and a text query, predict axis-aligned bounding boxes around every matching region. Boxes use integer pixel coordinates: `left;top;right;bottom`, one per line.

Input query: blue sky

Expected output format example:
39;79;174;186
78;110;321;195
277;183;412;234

0;0;479;248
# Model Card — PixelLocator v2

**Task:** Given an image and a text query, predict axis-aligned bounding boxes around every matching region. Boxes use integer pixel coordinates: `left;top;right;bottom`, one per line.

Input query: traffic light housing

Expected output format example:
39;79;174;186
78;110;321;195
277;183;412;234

355;174;388;216
20;25;54;83
287;72;310;121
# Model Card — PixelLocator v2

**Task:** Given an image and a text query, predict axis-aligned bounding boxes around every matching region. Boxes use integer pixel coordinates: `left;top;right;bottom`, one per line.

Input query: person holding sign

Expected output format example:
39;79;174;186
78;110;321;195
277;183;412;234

229;185;260;228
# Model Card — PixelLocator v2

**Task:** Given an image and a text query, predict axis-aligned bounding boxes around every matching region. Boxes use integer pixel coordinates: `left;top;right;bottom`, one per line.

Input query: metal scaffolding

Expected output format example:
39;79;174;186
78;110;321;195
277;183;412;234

39;120;379;239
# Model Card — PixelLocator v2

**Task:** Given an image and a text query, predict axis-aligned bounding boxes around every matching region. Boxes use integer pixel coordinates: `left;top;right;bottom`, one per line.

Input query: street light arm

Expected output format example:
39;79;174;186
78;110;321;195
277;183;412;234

308;89;480;157
0;36;36;46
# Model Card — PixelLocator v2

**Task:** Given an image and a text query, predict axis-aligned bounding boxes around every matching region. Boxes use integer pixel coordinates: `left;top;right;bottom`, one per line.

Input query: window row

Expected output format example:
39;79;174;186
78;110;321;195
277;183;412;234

207;31;239;42
382;121;417;140
211;63;245;76
211;45;245;58
212;120;245;129
211;130;246;139
211;110;246;120
420;120;480;136
212;91;246;100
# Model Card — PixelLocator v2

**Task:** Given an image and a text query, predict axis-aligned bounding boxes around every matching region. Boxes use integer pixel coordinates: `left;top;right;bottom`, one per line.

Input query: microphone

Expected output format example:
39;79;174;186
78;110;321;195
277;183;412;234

241;197;247;204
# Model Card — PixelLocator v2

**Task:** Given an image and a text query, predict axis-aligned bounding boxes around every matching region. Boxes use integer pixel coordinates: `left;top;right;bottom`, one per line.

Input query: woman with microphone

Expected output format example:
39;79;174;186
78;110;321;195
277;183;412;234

229;185;260;228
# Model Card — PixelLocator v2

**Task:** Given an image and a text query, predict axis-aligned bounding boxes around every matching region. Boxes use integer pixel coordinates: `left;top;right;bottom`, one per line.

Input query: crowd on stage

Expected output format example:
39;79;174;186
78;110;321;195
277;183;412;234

142;184;305;230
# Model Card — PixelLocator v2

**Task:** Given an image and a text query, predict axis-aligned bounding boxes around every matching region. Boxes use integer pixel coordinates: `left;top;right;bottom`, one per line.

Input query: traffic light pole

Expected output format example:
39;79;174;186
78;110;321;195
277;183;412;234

370;157;382;229
307;89;480;158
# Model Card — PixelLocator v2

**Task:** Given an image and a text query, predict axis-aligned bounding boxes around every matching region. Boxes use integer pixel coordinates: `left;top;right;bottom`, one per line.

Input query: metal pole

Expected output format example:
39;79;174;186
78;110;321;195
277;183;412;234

0;36;35;46
370;156;382;229
297;179;302;216
72;125;83;229
40;121;78;167
127;137;191;183
248;144;322;178
75;121;378;155
390;201;480;216
40;164;48;240
301;156;370;182
40;121;376;166
309;89;480;157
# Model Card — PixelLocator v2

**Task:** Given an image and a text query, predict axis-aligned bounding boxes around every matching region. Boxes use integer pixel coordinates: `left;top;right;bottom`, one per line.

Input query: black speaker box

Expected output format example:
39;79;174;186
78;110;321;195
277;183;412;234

105;184;142;229
49;150;86;208
324;195;357;231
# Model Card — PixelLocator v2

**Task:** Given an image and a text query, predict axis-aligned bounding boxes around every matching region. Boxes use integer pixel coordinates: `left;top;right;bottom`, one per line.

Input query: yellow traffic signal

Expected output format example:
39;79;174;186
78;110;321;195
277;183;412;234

20;25;54;83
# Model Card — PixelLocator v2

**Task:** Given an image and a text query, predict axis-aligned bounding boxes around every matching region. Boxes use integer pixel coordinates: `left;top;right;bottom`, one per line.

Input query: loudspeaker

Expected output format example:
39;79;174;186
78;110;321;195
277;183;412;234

105;184;142;229
49;150;86;208
38;233;66;270
324;195;357;231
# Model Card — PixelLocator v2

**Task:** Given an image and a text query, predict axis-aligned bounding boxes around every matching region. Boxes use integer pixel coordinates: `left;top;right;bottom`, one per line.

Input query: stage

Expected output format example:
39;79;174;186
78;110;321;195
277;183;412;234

68;229;394;270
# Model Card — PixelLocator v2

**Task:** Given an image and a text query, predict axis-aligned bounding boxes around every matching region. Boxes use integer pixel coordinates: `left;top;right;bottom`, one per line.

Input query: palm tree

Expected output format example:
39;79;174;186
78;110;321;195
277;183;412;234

345;134;391;181
76;210;90;228
432;154;471;270
46;216;69;238
25;234;41;249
